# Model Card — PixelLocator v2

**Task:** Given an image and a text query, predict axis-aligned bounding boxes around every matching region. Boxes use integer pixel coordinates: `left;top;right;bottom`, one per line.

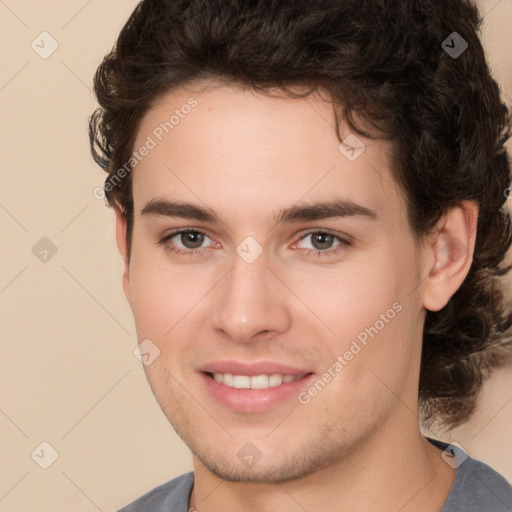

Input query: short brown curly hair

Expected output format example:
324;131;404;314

88;0;512;429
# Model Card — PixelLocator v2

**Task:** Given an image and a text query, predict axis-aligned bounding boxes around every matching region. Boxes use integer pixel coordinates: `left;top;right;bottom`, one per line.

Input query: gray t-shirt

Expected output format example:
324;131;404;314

118;438;512;511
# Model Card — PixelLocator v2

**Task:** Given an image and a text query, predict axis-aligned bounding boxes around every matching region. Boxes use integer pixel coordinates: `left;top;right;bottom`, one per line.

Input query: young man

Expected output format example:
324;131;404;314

89;0;512;510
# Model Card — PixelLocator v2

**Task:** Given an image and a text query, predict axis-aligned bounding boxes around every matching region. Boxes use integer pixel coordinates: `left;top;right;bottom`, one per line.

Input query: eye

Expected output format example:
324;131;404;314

300;232;338;251
172;230;208;249
294;230;352;257
159;229;216;258
159;228;352;259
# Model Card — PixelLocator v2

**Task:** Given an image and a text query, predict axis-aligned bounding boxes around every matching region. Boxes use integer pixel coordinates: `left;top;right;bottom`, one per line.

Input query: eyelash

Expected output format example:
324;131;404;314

159;229;352;259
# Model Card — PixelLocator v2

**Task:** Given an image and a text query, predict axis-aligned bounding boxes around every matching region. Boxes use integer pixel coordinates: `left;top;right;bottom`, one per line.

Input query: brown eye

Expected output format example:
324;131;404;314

178;230;206;249
300;231;344;251
295;230;352;258
309;232;335;250
159;229;213;258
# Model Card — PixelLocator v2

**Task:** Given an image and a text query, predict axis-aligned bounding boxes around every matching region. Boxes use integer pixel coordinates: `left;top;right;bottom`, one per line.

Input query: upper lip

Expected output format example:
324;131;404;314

200;360;313;377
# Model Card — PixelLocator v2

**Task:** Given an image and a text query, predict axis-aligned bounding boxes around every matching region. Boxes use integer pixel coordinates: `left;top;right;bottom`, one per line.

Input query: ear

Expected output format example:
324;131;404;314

420;200;479;312
114;203;132;307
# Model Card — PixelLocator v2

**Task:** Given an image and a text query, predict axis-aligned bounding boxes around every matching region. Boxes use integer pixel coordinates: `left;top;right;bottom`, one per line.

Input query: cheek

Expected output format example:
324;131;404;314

321;259;419;404
128;250;200;337
294;243;419;389
301;248;414;339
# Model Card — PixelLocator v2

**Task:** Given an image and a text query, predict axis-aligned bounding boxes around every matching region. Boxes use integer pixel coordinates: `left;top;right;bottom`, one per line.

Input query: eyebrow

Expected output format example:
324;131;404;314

140;198;378;225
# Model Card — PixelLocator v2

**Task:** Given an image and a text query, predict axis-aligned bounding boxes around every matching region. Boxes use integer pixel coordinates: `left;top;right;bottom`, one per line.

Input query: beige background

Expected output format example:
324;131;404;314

0;1;511;511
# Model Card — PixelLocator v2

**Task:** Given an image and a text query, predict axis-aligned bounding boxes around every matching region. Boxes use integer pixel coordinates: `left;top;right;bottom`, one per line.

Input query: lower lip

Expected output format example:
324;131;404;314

199;372;316;413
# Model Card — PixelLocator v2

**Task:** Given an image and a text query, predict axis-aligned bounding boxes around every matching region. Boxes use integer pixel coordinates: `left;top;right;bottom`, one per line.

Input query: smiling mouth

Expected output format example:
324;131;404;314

204;371;313;389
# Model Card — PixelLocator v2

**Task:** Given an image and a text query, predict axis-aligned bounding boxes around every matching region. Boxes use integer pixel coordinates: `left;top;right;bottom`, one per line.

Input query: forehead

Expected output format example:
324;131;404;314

130;82;403;227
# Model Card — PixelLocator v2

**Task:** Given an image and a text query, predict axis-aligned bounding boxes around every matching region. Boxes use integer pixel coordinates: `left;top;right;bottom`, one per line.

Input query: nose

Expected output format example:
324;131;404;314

210;248;292;344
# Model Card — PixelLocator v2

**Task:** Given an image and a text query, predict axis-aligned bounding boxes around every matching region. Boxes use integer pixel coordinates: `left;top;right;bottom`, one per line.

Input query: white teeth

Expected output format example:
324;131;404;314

269;374;284;387
250;375;269;389
233;375;251;388
211;373;301;389
222;373;234;386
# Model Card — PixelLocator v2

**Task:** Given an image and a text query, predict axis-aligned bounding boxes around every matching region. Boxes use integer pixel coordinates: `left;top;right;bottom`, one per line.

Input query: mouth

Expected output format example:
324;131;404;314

204;371;312;389
199;368;316;413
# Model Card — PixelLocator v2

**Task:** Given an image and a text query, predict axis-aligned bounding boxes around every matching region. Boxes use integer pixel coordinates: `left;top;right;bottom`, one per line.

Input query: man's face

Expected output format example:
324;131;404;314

119;82;429;482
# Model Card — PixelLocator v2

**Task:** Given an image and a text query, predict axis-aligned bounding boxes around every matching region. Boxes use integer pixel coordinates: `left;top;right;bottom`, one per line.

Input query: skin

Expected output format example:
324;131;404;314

114;80;478;512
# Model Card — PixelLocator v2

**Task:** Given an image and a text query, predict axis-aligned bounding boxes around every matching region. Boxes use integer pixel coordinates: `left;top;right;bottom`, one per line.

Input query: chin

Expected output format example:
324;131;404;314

190;435;341;484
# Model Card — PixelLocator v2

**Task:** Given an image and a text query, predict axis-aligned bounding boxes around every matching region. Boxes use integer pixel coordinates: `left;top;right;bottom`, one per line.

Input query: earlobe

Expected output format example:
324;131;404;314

114;204;132;306
421;201;478;312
